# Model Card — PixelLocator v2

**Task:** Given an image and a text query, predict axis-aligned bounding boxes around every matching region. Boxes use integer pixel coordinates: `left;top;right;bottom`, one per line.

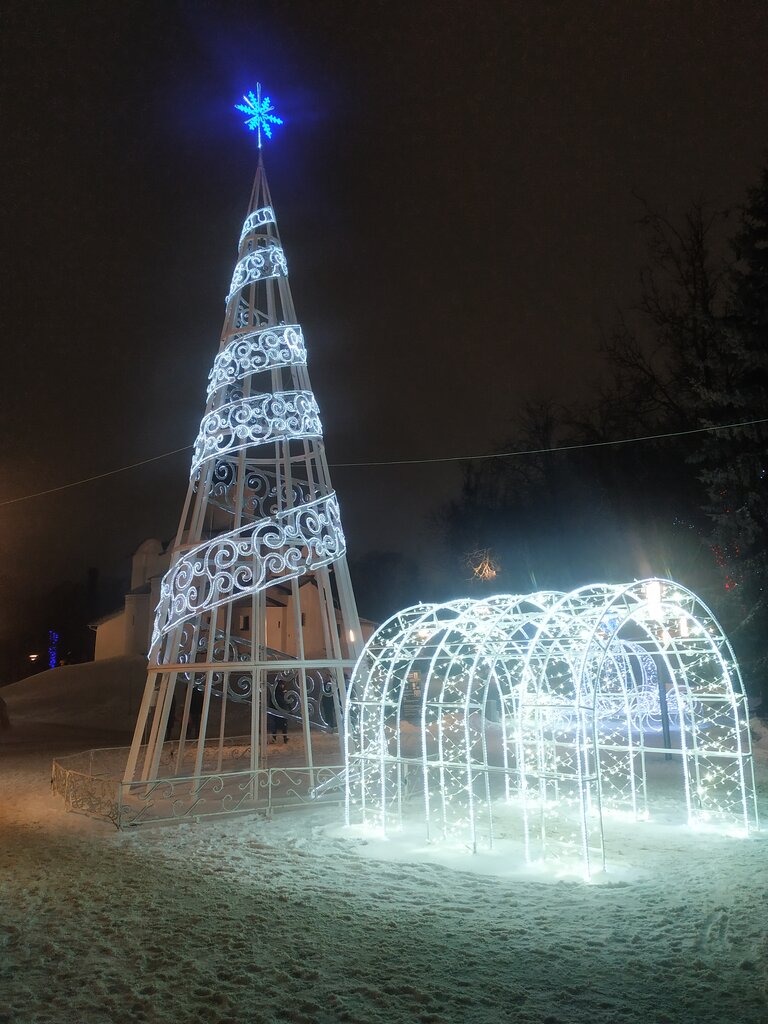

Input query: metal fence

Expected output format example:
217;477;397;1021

51;745;346;830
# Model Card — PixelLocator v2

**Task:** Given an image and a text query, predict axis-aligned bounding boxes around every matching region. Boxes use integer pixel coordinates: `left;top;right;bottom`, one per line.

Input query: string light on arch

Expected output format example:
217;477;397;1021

344;579;759;879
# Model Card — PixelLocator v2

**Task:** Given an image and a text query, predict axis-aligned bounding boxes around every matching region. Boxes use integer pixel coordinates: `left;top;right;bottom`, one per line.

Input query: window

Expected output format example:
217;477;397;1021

239;614;250;631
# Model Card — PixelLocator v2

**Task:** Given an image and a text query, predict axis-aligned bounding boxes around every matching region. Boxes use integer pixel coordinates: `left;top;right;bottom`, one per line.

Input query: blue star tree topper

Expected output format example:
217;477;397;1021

235;84;284;148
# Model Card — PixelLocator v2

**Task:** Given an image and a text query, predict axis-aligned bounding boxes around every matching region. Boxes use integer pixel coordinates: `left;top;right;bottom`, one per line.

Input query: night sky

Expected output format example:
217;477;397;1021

2;1;767;660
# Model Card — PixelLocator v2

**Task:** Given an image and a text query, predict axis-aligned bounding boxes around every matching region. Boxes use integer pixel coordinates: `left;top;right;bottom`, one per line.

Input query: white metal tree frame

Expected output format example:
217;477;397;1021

125;152;363;785
345;579;758;877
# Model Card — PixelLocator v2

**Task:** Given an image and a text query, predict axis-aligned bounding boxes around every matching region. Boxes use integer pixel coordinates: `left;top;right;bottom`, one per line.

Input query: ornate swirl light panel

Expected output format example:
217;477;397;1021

207;462;310;520
151;492;345;654
239;206;276;248
176;627;322;704
177;625;251;666
235;300;251;329
191;389;322;475
172;622;336;727
227;243;287;302
207;325;306;398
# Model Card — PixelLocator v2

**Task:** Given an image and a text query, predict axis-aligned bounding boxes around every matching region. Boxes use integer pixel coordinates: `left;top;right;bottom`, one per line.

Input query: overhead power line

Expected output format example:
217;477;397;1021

330;417;768;468
0;446;193;508
1;417;766;509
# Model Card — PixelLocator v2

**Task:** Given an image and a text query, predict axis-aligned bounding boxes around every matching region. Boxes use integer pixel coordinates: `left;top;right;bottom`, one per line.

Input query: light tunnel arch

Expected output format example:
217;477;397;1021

344;592;564;845
344;579;758;877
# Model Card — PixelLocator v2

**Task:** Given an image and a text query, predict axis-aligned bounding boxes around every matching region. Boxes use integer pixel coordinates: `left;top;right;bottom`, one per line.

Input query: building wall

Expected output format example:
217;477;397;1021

227;584;369;660
266;605;288;653
358;617;377;649
130;539;169;591
148;576;162;652
284;584;326;659
124;593;151;656
94;612;126;661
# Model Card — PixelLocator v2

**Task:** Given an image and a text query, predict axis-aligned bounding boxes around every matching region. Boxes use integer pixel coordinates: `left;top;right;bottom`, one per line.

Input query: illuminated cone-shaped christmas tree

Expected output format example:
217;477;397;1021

125;87;362;784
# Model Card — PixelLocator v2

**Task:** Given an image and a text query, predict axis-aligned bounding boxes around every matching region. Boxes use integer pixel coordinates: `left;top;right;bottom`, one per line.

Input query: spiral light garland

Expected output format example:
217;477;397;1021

125;161;361;790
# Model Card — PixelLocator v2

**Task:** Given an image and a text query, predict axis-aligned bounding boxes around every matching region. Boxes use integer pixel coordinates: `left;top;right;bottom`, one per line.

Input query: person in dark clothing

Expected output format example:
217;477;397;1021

268;712;290;745
188;687;204;739
269;679;289;743
269;712;288;743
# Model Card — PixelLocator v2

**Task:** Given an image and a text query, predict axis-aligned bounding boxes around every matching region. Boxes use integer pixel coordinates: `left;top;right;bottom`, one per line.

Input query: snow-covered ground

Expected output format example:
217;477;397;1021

1;659;767;1023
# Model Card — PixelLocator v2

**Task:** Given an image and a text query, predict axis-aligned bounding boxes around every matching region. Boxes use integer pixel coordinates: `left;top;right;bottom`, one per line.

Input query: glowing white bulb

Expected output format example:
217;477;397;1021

645;580;663;617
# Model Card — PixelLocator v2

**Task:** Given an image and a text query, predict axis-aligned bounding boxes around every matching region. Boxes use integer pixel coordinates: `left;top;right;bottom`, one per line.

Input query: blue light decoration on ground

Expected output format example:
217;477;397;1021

235;83;283;148
47;630;59;670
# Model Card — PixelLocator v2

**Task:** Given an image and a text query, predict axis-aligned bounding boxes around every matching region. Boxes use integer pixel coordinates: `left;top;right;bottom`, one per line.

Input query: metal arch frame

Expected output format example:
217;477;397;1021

513;578;756;872
422;601;502;850
515;583;624;873
346;601;469;832
345;579;757;879
345;594;561;844
420;593;562;850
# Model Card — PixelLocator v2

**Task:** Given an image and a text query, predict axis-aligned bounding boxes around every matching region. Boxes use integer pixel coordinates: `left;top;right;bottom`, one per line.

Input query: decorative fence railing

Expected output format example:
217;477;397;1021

51;744;346;830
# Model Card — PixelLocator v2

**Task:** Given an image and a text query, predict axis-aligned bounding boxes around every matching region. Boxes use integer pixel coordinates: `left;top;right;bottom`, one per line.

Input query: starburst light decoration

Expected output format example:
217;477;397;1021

345;579;758;879
235;84;284;148
467;547;499;581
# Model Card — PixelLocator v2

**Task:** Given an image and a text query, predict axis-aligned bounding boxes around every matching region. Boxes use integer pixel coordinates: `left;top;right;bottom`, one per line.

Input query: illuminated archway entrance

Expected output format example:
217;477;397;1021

345;580;758;877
